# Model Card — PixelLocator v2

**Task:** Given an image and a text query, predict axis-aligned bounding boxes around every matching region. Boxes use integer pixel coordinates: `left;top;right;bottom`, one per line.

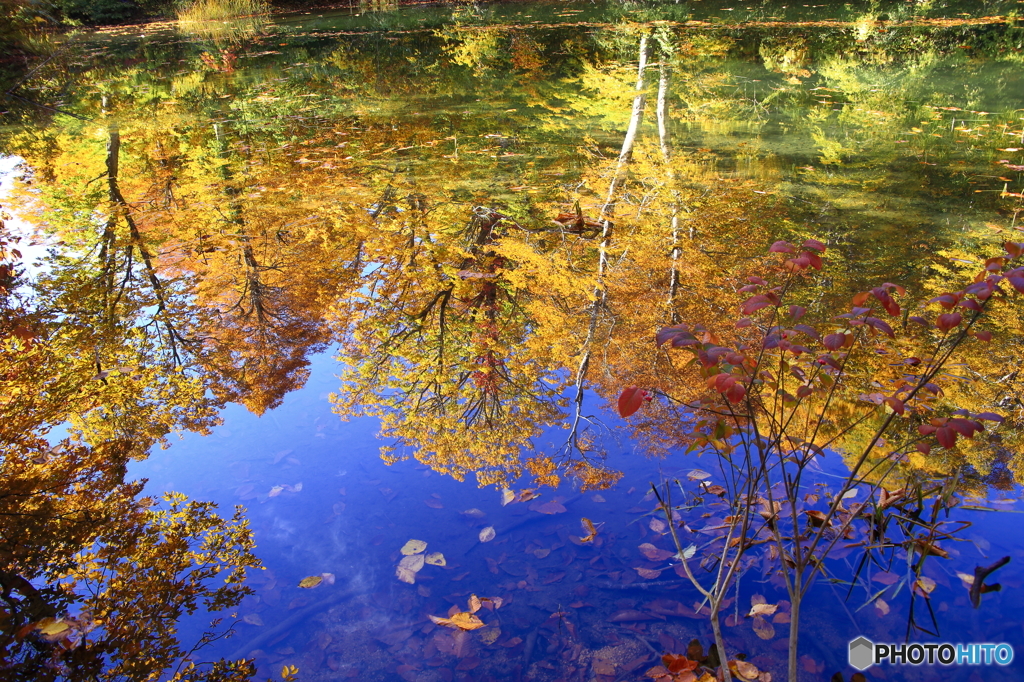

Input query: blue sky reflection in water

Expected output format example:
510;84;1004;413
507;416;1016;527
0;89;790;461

128;350;1024;682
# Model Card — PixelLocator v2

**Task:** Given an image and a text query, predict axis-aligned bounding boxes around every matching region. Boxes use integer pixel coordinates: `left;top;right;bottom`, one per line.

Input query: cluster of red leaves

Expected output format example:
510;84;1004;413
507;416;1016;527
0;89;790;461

617;238;1024;456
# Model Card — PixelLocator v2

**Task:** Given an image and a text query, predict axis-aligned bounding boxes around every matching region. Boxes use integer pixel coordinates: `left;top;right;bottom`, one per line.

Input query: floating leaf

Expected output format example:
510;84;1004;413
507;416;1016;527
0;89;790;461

874;598;890;615
579;517;598;542
400;539;428;555
747;603;778;618
425;552;446;566
268;485;284;498
479;526;496;543
649;518;667;533
500;489;515;506
461;508;486;518
396;565;417;584
730;659;760;680
636;567;663;579
468;595;482;613
430;611;486;631
399;554;425;573
298;575;323;589
687;469;712;481
914;576;936;597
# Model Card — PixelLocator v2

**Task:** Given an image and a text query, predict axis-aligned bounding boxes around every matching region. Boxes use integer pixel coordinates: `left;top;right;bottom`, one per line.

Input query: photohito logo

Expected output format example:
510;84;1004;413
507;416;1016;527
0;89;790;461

848;637;1014;670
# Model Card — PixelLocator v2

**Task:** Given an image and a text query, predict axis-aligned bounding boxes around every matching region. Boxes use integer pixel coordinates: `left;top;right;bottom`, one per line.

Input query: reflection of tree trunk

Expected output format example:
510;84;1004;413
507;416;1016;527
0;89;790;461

563;34;653;458
598;33;653;270
101;94;183;363
656;60;686;322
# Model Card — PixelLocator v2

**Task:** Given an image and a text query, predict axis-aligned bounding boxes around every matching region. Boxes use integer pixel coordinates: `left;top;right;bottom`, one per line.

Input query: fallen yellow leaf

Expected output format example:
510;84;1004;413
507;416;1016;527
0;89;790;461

401;539;428;555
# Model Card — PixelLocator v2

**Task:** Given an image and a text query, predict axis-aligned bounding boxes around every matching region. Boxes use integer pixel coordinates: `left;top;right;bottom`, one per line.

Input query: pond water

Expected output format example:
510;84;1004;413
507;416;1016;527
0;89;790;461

4;1;1024;681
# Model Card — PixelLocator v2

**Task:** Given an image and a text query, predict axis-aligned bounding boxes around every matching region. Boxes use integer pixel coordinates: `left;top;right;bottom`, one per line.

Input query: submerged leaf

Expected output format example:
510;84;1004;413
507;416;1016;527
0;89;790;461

298;575;323;589
425;552;446;566
479;526;496;543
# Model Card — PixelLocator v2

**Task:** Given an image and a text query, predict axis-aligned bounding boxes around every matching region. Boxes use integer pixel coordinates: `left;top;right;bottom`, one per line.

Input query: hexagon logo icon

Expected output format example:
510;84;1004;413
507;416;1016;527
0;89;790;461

849;636;874;671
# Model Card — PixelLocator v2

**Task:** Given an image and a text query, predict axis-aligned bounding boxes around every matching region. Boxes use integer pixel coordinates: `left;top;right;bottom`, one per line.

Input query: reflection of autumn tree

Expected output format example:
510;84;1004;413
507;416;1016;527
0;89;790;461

181;120;349;415
331;203;565;487
0;214;259;681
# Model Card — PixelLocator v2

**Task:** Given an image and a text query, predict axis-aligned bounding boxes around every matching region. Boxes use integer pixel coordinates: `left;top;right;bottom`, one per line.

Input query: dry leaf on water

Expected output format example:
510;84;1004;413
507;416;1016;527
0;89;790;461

500;489;515;506
430;612;486;631
636;567;663;580
730;659;760;680
400;539;427;555
468;595;482;614
479;526;496;542
914;576;937;597
298;575;323;589
425;552;446;566
747;603;777;618
578;517;598;542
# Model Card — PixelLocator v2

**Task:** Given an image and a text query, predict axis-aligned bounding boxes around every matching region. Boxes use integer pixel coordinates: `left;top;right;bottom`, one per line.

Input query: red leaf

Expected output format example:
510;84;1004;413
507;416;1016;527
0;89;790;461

618;387;647;418
865;317;895;338
1006;276;1024;293
740;295;773;315
851;292;870;306
1005;241;1024;259
936;313;962;332
793;324;820;341
909;316;929;327
656;325;698;348
948;418;981;438
975;331;993;342
916;442;932;455
725;382;746;404
802;238;826;253
769;240;795;254
823;333;845;350
710;374;736;394
936;427;957;449
883;397;905;415
736;317;753;328
788;305;806;320
959;299;983;312
930;293;960;309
